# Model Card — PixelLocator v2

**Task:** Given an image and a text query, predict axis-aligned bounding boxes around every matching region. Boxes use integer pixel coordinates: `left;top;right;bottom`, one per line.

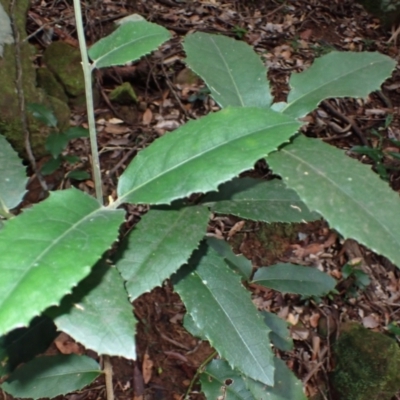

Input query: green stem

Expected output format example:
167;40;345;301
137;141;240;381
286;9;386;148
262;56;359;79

72;0;103;205
184;350;217;399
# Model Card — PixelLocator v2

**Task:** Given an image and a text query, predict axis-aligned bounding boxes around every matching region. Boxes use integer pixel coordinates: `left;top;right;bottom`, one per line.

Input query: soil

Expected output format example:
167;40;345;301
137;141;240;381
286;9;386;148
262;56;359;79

3;0;400;399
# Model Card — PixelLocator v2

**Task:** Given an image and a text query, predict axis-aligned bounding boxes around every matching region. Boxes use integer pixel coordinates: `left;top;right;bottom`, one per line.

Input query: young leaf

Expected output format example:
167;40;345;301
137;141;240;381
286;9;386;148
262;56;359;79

117;107;300;205
184;32;272;108
0;316;57;376
268;135;400;268
202;178;320;223
45;133;69;158
64;126;90;139
88;20;171;69
282;51;396;119
173;244;274;385
244;357;307;400
252;263;336;297
200;359;254;400
41;156;62;175
49;263;136;360
1;354;101;400
261;311;293;352
0;189;125;336
0;135;27;213
27;103;58;128
207;237;253;280
115;204;210;301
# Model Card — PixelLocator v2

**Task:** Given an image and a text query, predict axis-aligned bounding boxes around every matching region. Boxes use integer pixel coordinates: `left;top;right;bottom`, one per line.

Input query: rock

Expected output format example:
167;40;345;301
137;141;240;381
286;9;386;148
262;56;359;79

0;0;70;157
330;322;400;400
109;82;138;104
36;67;69;103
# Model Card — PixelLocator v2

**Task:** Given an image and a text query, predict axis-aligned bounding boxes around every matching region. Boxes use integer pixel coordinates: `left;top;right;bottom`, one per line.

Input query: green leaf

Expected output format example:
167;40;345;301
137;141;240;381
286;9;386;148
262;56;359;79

49;263;136;360
27;103;58;128
45;133;69;158
67;170;91;181
200;359;254;400
0;317;57;376
41;157;62;175
183;313;204;339
282;52;396;118
1;354;101;400
116;204;209;301
260;311;293;352
64;127;90;139
0;135;27;213
252;263;336;296
174;244;274;385
117;107;300;205
268;135;400;268
207;237;253;280
202;178;320;223
0;3;13;58
89;20;171;69
0;189;125;336
184;32;272;108
244;357;306;400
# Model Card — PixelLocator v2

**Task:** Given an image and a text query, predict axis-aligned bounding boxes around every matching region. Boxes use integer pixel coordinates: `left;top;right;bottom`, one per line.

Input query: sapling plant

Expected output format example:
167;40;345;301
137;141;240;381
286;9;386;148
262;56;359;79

27;103;90;179
0;3;399;400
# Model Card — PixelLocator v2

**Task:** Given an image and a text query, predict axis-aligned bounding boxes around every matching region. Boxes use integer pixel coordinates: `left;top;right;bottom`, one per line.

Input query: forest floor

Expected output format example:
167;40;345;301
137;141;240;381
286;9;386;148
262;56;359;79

5;0;400;399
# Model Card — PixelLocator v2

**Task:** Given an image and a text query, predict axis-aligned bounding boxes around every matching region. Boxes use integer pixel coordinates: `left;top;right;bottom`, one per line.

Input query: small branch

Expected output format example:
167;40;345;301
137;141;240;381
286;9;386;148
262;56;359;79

9;0;48;192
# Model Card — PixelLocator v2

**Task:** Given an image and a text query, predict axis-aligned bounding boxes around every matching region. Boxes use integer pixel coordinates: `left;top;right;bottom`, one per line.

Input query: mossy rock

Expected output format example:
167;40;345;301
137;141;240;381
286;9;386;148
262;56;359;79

43;42;85;98
0;0;70;157
37;67;69;103
109;82;138;104
331;322;400;400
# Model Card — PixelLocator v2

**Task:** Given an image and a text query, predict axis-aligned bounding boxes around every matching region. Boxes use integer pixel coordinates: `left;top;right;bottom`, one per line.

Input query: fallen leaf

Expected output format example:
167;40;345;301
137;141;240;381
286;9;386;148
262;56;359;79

143;108;153;125
142;352;154;384
54;332;82;355
227;220;245;238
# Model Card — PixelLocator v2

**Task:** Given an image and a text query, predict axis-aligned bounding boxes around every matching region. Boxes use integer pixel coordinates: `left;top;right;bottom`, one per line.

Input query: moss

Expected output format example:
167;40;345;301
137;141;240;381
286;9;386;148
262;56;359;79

331;323;400;400
43;42;85;98
109;82;138;104
37;67;69;103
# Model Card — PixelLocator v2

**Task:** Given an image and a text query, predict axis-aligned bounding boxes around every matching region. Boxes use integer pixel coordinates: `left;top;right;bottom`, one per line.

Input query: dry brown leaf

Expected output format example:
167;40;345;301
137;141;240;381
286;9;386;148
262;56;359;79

227;220;245;238
309;312;321;328
54;332;82;355
142;352;154;384
142;108;153;125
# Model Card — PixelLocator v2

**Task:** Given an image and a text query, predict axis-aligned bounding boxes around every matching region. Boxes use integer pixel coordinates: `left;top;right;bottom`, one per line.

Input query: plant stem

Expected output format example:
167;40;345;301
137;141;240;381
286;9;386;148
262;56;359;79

184;350;217;399
103;355;114;400
72;0;103;204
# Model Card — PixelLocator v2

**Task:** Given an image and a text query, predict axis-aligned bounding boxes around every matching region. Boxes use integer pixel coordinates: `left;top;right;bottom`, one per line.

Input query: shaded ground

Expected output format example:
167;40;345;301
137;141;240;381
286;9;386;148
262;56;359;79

3;0;400;399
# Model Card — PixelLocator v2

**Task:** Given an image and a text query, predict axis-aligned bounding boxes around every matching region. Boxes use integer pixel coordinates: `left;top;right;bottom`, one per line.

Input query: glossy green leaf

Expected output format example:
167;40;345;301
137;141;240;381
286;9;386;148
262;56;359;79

244;358;306;400
50;264;136;360
0;135;27;214
117;107;300;205
200;359;254;400
0;317;57;376
268;135;400;268
282;51;396;118
184;32;272;108
116;204;209;301
207;237;253;280
252;263;336;296
261;311;293;352
27;103;57;127
174;244;274;385
1;354;101;399
89;20;171;69
67;170;91;181
203;178;320;223
0;189;125;336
